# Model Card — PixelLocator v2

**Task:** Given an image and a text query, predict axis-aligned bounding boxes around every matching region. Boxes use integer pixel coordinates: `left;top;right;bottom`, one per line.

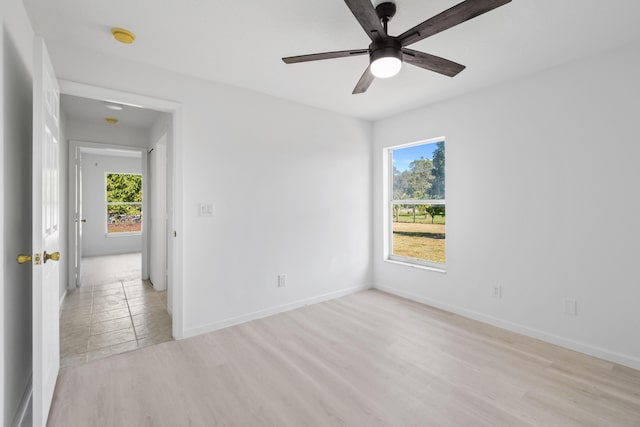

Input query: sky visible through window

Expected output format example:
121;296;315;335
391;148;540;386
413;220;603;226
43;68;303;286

392;143;438;172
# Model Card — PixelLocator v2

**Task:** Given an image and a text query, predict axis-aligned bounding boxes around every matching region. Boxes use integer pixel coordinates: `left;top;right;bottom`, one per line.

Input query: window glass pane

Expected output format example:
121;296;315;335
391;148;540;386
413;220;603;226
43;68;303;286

107;204;142;233
392;203;445;264
392;141;445;200
107;173;142;203
390;139;445;266
106;173;142;233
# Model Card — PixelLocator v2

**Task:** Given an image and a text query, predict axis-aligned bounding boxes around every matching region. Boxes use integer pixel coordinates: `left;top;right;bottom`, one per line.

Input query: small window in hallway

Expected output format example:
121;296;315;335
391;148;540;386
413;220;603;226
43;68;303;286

106;173;142;233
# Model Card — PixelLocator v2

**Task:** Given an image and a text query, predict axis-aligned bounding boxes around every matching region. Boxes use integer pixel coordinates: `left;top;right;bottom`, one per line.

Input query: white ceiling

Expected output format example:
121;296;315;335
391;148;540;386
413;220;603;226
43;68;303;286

25;0;640;121
61;94;161;129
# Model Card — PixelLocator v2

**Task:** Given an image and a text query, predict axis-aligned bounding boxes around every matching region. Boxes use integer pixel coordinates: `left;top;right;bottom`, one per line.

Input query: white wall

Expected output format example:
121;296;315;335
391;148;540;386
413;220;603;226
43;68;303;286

81;152;143;257
48;42;373;337
1;0;35;424
67;119;149;148
373;42;640;369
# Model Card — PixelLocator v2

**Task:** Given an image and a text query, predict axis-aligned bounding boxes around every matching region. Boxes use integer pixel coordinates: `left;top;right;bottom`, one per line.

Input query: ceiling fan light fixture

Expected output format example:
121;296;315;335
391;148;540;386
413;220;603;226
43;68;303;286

370;44;402;79
371;56;402;78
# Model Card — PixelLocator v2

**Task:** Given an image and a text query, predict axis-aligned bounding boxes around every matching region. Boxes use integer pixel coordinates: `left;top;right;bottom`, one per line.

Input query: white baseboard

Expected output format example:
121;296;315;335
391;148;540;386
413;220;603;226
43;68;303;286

12;375;32;427
183;284;372;338
375;284;640;371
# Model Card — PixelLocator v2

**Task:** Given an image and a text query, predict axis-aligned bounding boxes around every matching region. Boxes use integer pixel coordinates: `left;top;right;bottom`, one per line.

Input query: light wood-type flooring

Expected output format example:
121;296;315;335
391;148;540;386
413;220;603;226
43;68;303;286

48;290;640;426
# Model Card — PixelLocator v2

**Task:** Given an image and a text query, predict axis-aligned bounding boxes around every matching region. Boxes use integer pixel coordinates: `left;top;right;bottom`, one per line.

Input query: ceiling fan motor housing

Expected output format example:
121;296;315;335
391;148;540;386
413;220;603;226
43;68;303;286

371;2;401;67
369;38;402;65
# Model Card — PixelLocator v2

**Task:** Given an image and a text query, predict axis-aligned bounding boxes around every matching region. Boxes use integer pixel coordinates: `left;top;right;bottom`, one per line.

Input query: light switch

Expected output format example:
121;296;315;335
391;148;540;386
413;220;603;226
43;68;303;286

198;203;214;217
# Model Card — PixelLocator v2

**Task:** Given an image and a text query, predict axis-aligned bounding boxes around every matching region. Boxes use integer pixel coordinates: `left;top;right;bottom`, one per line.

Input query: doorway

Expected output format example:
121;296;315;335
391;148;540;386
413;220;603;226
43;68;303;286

71;143;147;289
60;92;178;366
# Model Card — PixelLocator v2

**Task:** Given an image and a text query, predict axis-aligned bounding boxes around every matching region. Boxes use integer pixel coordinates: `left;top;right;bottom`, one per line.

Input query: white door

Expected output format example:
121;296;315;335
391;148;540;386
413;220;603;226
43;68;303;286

149;138;167;290
75;150;84;286
32;37;61;427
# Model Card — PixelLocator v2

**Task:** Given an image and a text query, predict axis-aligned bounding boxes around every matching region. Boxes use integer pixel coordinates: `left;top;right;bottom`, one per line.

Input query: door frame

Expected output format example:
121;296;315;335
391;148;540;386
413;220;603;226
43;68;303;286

148;134;168;293
60;80;184;339
68;141;148;287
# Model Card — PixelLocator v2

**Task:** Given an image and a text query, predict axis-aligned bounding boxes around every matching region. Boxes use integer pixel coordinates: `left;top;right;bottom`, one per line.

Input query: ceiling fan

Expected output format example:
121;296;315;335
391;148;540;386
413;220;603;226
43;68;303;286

282;0;511;94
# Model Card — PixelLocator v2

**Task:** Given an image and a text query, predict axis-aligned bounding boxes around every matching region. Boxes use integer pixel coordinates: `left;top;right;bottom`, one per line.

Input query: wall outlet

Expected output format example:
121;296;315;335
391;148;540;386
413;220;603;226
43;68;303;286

564;299;577;316
278;274;286;287
492;285;502;298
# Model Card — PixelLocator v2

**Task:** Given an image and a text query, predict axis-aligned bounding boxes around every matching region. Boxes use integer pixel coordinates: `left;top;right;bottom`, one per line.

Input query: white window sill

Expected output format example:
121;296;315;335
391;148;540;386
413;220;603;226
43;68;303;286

105;232;142;238
385;257;446;274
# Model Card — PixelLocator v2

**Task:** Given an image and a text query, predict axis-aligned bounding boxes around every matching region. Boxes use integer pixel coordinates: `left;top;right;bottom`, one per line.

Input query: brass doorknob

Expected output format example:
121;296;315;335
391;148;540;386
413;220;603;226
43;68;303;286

44;251;61;263
17;254;32;264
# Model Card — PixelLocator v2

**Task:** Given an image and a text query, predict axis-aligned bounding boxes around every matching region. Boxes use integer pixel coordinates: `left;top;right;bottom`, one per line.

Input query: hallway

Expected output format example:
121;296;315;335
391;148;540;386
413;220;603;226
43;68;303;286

60;253;172;367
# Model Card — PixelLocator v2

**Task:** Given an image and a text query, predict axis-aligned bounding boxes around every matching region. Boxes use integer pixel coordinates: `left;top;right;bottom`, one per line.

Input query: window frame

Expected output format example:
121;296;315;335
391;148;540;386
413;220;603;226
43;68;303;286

105;171;143;236
386;137;446;271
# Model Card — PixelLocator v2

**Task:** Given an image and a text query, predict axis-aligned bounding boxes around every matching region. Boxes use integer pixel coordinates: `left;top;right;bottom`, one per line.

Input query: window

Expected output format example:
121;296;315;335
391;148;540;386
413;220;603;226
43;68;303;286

106;173;142;234
388;138;445;268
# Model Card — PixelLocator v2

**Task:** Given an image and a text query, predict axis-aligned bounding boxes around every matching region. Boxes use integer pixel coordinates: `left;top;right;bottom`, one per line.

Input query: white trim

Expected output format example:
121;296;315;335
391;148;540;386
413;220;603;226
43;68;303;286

59;80;184;339
68;141;146;289
390;199;446;205
183;284;373;339
140;150;149;280
75;142;146;152
375;284;640;370
0;21;5;426
67;143;78;289
59;290;67;307
388;253;446;270
59;81;180;112
11;375;32;427
105;232;142;238
382;147;390;262
171;107;184;339
387;135;445;151
386;138;447;270
104;171;143;236
385;257;446;273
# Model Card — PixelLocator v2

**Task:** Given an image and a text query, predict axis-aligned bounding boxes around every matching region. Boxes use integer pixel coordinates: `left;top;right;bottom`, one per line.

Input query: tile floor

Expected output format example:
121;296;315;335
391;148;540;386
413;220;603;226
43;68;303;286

80;252;143;286
60;254;172;368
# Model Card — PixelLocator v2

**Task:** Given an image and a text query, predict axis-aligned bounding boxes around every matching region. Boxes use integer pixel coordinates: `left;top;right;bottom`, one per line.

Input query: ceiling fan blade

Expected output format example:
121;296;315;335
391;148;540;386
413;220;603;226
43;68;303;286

282;49;368;64
402;49;465;77
353;66;374;94
344;0;386;43
399;0;511;46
